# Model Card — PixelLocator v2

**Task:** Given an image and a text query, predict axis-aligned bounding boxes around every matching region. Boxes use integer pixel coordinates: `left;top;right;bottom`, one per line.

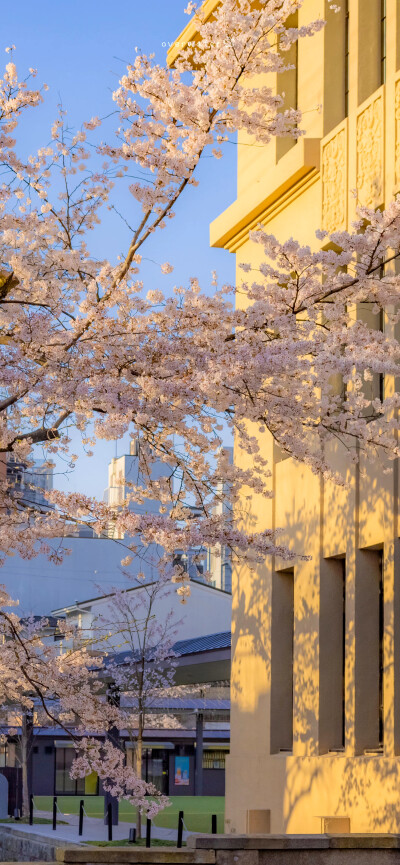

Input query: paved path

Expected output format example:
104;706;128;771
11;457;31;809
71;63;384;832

0;810;193;845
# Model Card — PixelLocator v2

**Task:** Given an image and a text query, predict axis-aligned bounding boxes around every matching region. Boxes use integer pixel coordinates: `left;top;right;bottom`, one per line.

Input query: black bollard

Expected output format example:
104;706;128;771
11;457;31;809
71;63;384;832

177;810;184;848
146;818;151;848
29;794;33;826
79;799;84;837
212;814;217;834
107;802;112;841
52;796;57;831
129;828;136;843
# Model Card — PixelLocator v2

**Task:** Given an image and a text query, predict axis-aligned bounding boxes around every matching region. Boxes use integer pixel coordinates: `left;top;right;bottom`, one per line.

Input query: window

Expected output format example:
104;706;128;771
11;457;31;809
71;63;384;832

381;0;387;85
276;13;298;161
378;551;384;747
345;0;350;116
202;750;227;770
355;549;383;753
221;559;232;594
128;748;169;795
319;558;346;752
55;747;98;795
270;569;294;753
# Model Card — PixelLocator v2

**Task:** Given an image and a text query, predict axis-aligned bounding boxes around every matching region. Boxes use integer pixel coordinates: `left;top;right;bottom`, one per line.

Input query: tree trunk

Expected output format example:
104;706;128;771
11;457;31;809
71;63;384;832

104;685;120;826
135;713;143;839
21;711;33;817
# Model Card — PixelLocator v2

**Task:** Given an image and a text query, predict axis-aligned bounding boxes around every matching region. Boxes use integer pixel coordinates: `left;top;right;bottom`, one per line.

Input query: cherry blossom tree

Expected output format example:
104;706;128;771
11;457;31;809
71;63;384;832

0;0;333;572
0;587;167;817
95;574;193;834
0;0;400;806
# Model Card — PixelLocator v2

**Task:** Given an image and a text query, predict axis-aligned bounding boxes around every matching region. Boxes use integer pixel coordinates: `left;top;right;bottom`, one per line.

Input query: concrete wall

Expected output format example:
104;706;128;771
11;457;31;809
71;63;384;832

0;826;77;861
202;770;224;797
32;740;55;797
188;835;400;865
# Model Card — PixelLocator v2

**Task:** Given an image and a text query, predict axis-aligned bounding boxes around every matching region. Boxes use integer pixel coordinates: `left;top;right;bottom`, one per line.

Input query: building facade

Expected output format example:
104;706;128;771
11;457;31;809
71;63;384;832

0;439;233;615
172;0;400;837
0;630;231;801
52;579;231;651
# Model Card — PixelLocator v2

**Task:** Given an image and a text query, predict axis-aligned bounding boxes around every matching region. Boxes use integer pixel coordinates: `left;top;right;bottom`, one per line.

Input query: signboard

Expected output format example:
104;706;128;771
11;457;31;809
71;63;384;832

174;755;190;786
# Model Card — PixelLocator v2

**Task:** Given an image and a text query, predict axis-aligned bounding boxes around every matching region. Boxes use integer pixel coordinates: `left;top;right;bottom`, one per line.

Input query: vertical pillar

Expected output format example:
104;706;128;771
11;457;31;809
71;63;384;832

382;303;400;757
103;684;120;826
21;709;34;816
194;712;203;796
346;0;361;225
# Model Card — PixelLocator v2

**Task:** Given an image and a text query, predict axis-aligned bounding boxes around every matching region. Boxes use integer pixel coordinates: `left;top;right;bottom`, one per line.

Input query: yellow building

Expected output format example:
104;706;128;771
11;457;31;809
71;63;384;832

172;0;400;835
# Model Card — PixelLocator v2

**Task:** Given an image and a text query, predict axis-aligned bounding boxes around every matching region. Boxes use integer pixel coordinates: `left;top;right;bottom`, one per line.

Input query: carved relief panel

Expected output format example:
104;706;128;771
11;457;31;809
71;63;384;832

321;125;347;234
356;93;384;209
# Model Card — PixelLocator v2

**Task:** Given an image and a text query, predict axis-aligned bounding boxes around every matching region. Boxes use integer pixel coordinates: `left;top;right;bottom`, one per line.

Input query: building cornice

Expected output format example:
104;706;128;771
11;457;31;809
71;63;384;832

210;137;321;252
167;0;220;66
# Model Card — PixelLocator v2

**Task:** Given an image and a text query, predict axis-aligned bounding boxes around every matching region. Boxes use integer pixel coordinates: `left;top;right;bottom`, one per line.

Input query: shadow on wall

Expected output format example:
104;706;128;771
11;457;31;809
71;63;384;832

229;430;400;833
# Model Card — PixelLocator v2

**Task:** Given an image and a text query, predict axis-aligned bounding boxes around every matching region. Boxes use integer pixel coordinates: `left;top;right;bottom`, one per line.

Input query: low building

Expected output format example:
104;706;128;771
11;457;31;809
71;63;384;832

0;631;231;798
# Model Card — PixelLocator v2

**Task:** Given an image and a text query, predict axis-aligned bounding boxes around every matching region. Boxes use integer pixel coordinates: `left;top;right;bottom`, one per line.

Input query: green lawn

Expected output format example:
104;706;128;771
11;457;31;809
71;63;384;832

34;796;225;833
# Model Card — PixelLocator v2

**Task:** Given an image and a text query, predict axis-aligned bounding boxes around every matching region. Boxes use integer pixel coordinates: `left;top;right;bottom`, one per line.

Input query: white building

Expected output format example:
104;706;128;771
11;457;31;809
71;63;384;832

52;578;232;653
103;439;170;536
1;440;232;616
1;442;168;615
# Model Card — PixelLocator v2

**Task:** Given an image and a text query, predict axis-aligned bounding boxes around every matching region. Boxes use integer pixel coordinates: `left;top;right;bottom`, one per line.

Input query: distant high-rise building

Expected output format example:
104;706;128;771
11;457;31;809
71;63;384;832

6;456;53;510
103;438;169;539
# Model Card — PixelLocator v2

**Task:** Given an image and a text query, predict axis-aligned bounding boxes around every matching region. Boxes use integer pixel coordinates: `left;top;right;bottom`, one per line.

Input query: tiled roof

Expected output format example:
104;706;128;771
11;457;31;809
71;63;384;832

108;630;231;668
173;631;231;657
121;697;230;711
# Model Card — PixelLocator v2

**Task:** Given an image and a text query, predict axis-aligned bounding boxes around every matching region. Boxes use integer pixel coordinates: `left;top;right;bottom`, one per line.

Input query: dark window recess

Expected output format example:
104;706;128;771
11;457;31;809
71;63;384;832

379;304;384;403
378;551;384;747
44;746;53;755
341;559;346;749
33;746;39;754
381;0;387;85
345;0;350;116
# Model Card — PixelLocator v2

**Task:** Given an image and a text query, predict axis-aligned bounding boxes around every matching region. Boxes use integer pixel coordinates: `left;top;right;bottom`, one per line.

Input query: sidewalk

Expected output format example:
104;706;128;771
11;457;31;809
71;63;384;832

0;811;193;845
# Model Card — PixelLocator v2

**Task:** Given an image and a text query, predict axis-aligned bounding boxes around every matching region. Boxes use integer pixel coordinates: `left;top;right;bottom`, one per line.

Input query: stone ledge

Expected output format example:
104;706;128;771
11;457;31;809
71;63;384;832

187;834;400;850
56;849;215;864
0;825;80;847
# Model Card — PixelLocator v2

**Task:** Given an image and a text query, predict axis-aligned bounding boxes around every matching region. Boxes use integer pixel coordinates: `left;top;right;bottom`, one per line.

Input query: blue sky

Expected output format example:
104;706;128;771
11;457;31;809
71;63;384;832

2;1;237;499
